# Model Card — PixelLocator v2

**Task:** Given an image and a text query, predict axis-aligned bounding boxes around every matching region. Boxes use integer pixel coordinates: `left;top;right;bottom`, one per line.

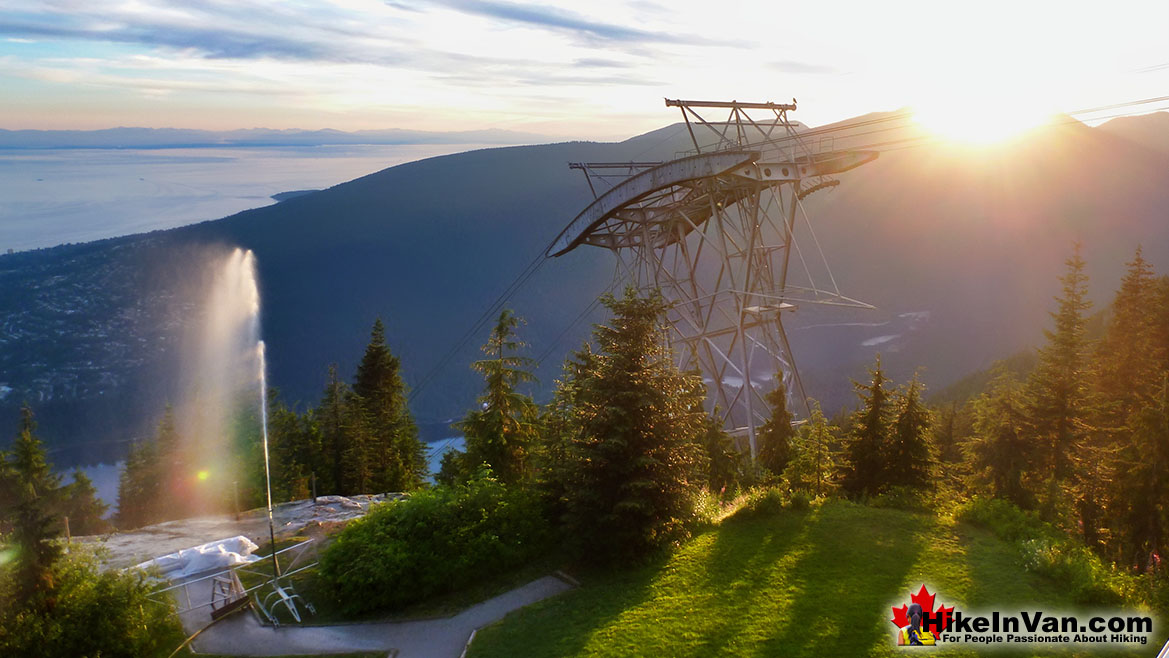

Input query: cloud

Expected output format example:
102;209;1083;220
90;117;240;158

574;58;633;69
768;60;839;74
0;19;354;62
427;0;735;47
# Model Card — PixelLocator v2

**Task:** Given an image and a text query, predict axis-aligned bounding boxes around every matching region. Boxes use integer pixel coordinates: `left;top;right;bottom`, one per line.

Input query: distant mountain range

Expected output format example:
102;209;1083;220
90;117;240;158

3;111;1169;465
0;127;554;150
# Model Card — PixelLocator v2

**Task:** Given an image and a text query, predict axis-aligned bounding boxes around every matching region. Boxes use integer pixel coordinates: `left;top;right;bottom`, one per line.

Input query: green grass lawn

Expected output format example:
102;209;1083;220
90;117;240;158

469;500;1164;657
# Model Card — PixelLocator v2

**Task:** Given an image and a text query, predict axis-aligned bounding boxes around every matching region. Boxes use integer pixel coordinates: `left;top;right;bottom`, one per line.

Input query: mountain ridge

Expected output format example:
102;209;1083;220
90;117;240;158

3;112;1169;465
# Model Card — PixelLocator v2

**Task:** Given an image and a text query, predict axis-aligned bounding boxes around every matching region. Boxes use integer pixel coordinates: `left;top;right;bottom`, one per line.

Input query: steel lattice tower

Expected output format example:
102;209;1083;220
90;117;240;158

548;99;877;458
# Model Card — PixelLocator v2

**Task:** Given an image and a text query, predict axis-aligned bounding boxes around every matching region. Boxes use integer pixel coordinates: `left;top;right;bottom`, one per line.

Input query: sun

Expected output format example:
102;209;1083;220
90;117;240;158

913;98;1054;146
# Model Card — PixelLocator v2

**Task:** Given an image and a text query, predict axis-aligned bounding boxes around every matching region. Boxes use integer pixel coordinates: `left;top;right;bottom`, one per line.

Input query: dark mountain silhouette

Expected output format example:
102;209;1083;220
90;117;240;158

3;112;1169;464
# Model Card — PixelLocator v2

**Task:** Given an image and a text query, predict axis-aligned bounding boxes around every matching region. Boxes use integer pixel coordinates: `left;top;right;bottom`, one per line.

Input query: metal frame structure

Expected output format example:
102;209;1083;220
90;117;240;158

548;99;878;458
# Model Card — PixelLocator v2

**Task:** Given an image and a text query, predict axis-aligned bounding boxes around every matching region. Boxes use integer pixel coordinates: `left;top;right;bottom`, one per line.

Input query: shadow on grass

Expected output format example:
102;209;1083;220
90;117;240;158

759;502;929;657
683;508;815;655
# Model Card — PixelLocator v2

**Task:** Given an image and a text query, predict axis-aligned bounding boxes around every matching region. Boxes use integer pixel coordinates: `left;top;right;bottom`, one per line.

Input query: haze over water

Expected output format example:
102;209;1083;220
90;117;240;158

0;143;492;252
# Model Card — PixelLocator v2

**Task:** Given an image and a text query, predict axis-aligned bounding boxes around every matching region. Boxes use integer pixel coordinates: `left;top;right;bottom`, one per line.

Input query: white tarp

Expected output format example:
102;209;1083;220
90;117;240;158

135;535;259;579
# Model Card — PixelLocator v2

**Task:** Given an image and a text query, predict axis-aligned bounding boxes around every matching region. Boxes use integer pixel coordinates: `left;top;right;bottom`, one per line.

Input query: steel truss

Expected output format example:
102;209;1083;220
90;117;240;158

549;99;877;458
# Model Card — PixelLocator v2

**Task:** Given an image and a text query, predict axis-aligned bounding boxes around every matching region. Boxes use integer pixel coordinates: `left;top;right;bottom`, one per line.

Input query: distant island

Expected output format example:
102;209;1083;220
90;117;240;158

0;127;554;150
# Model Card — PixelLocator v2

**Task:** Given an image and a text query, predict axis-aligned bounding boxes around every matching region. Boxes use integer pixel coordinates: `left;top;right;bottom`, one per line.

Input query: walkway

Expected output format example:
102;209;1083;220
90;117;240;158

190;574;574;657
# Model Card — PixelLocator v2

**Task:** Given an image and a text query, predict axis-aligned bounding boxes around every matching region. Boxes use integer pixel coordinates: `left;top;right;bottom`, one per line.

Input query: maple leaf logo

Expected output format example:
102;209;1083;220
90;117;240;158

891;584;954;635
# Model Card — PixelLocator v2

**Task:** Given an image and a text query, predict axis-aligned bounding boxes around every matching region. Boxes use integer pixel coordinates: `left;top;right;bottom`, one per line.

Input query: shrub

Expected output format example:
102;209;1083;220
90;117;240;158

319;473;548;614
870;485;937;513
726;487;793;521
955;497;1046;543
956;498;1142;607
691;489;726;527
788;491;811;512
0;546;184;658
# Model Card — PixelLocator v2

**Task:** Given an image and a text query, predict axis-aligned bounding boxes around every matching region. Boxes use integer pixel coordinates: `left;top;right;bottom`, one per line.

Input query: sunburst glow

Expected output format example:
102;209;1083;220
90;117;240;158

913;100;1054;145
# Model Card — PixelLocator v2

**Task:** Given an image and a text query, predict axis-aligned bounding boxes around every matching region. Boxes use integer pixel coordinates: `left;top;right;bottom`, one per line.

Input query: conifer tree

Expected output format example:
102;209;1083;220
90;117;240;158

6;404;62;599
115;408;182;529
537;345;597;518
318;364;351;495
1154;276;1169;375
1088;248;1163;553
967;368;1032;508
268;396;314;501
435;449;470;487
757;378;795;477
353;319;424;492
782;400;838;498
932;402;965;464
1095;246;1160;425
459;309;540;485
1114;376;1169;567
115;435;155;529
154;406;187;519
554;289;708;564
61;470;110;536
699;413;742;494
888;376;933;490
1027;243;1093;487
840;356;893;497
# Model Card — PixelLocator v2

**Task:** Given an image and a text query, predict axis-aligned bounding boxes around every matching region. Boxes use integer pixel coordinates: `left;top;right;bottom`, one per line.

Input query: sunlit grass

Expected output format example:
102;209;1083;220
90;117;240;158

469;500;1155;657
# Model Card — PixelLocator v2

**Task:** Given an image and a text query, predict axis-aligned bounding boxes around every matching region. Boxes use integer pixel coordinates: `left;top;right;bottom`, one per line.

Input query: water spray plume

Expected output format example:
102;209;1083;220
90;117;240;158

258;338;280;579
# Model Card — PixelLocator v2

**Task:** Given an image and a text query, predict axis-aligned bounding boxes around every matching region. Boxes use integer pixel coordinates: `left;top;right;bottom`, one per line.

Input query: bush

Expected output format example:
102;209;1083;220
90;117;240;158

319;473;548;614
870;485;936;513
726;487;802;522
788;491;811;511
0;546;185;658
956;498;1141;607
955;497;1046;543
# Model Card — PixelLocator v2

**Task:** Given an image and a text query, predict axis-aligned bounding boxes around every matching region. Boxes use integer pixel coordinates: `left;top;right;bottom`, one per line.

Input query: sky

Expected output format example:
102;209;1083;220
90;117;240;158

2;0;1168;140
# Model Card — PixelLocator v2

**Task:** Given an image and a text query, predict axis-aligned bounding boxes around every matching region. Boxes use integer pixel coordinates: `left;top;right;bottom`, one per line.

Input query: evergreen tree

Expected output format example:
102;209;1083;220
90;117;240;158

888;376;933;490
537;346;597;520
1089;248;1163;554
967;368;1032;508
153;406;187;519
840;356;893;498
459;309;540;485
115;409;179;529
699;413;742;494
267;395;314;501
1095;246;1160;426
757;378;795;477
1026;243;1092;491
932;402;965;464
352;319;424;492
1114;377;1169;567
6;404;62;599
341;394;376;495
61;470;110;536
115;436;155;529
782;400;838;498
318;364;350;495
1155;276;1169;376
435;449;470;487
554;289;708;564
932;401;974;494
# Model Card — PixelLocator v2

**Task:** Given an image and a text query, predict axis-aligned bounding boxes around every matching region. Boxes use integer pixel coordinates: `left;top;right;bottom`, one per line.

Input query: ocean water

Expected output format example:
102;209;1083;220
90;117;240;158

0;144;492;252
